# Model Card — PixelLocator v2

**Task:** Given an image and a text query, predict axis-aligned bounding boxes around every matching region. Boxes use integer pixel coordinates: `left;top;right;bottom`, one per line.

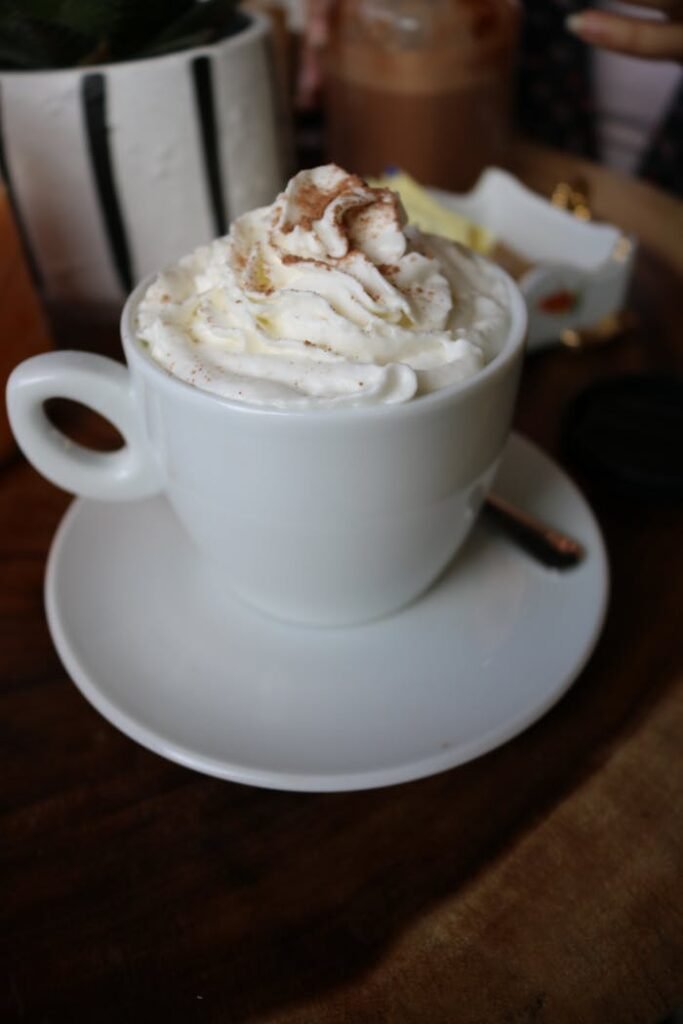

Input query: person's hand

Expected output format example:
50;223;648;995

297;0;335;109
566;2;683;60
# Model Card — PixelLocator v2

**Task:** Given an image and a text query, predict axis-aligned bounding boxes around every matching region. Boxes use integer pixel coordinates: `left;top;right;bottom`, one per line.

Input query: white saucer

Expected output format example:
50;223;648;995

45;434;608;793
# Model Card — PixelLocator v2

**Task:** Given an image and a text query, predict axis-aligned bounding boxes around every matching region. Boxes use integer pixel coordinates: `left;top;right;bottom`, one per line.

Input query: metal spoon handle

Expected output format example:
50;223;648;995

484;493;585;569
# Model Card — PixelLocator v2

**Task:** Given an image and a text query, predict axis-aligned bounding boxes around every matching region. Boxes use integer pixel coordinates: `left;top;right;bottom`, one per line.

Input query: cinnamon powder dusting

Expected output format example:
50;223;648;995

281;254;334;270
281;172;367;233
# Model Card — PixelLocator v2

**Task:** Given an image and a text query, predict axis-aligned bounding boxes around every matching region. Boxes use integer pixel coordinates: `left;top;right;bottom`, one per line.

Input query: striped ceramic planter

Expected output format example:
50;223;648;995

0;12;290;316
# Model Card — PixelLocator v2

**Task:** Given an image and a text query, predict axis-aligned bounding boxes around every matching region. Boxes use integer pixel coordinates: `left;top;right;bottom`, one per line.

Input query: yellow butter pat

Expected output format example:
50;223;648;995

370;171;496;255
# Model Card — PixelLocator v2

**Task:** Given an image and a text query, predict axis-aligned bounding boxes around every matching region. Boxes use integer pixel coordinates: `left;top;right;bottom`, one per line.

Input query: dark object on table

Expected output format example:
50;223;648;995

484;493;585;569
562;374;683;500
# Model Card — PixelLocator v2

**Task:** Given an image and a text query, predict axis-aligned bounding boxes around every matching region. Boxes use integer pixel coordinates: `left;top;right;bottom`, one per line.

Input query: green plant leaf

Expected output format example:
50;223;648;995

0;11;93;68
0;0;242;70
135;1;241;59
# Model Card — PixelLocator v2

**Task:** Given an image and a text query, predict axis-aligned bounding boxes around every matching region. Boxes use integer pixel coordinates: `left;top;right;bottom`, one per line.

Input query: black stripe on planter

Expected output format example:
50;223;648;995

192;56;228;237
0;83;44;291
81;73;133;293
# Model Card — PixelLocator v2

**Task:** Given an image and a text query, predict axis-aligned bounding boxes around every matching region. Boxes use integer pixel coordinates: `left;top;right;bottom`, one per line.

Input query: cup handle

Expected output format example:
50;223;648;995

6;351;162;500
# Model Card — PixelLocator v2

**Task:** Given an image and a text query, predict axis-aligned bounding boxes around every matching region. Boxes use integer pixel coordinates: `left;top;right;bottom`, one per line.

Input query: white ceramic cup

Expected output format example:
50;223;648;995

7;271;527;626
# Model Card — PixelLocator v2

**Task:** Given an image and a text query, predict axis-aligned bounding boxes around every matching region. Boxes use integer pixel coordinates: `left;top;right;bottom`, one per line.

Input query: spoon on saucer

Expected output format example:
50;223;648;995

484;493;585;569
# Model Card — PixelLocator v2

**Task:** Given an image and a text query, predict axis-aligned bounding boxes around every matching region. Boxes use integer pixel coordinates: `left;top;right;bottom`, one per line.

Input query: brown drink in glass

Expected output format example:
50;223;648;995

325;0;520;190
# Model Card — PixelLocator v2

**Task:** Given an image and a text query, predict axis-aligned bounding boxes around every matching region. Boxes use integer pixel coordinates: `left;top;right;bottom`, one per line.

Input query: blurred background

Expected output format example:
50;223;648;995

0;0;681;459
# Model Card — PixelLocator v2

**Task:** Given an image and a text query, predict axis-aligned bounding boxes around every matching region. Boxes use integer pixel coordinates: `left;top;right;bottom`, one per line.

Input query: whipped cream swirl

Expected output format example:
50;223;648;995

136;164;510;407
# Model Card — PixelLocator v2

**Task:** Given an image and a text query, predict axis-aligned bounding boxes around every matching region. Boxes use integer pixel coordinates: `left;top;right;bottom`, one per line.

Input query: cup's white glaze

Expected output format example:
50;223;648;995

7;270;527;625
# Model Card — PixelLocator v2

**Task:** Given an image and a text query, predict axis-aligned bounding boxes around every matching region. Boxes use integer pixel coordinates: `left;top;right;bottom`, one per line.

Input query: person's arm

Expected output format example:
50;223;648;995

566;1;683;60
297;0;334;107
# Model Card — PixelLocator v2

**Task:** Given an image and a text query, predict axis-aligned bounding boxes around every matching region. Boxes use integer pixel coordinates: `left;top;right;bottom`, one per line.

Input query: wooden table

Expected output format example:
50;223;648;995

2;151;682;1023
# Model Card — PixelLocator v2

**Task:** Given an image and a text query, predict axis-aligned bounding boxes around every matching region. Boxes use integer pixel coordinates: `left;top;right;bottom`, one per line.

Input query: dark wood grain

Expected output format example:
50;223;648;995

1;194;682;1021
